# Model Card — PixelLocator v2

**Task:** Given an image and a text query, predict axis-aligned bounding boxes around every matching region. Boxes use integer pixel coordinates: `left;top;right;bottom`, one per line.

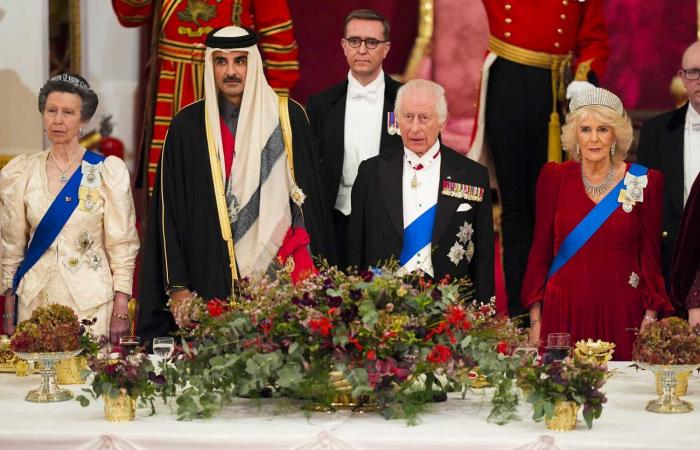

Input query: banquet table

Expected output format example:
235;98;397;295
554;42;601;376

0;362;698;450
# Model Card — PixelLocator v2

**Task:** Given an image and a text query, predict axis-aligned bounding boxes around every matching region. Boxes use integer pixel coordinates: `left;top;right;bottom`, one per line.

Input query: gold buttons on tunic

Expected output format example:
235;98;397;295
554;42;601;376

505;4;512;10
560;14;567;20
505;17;512;24
562;0;568;5
557;28;564;34
662;231;668;237
504;31;512;38
554;42;561;48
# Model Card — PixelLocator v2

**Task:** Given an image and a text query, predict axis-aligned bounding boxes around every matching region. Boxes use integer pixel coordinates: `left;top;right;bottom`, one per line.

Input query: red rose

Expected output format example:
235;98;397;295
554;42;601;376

427;344;452;364
496;341;508;355
207;299;225;317
366;350;377;360
308;317;333;336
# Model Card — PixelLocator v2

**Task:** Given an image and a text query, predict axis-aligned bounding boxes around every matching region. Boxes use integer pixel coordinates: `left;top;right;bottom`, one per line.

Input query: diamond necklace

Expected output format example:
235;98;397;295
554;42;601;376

50;148;82;183
582;164;616;197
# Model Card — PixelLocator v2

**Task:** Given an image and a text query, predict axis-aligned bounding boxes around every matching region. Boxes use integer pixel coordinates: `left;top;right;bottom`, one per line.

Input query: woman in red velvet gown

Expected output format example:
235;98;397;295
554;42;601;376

522;88;673;360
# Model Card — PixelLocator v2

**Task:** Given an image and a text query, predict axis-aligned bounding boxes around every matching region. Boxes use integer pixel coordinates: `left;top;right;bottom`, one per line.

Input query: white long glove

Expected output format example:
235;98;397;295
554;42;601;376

566;80;596;100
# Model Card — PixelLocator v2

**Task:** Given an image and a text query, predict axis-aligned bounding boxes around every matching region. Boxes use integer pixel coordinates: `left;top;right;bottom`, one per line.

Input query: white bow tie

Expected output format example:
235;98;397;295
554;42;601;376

349;86;379;103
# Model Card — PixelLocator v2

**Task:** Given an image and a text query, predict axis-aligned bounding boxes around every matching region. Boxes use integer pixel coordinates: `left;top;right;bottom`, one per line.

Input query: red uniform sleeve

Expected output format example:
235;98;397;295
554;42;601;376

638;169;674;314
277;226;318;284
521;162;562;309
574;0;609;79
252;0;300;94
111;0;153;27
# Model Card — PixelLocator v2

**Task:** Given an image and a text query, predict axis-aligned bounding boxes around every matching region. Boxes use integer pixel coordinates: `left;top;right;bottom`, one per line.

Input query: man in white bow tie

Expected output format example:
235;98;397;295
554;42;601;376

307;9;403;269
348;79;495;303
638;41;700;284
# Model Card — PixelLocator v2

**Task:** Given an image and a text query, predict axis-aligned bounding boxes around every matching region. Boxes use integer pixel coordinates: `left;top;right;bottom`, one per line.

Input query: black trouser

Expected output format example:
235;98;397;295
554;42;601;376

333;209;350;270
485;57;552;321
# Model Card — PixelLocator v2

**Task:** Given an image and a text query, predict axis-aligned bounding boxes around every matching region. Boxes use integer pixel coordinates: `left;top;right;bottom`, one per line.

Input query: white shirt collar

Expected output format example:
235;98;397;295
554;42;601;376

686;102;700;124
347;70;385;94
404;139;441;167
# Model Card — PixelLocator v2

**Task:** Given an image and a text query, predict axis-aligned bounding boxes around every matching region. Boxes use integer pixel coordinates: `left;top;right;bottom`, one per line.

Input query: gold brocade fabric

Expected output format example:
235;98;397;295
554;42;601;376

0;151;139;333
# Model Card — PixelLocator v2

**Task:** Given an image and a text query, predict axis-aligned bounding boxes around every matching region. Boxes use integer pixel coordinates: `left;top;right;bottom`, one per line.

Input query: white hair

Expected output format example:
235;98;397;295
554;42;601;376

394;79;448;125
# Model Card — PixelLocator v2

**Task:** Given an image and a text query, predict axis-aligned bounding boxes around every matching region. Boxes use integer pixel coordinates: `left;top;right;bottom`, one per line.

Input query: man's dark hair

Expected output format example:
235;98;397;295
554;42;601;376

38;72;98;122
344;9;390;41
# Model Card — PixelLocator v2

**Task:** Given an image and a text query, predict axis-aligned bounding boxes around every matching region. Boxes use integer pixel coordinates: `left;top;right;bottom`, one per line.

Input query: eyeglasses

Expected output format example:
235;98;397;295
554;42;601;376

681;69;700;80
344;37;386;50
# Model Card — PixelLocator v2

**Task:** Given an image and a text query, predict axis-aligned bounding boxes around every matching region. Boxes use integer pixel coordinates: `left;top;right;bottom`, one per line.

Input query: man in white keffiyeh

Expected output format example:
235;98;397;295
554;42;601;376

137;27;334;340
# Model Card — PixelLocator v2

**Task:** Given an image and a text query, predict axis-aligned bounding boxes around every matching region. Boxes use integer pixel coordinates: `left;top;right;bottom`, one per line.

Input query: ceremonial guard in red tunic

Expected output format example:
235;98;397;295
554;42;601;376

469;0;609;320
112;0;300;193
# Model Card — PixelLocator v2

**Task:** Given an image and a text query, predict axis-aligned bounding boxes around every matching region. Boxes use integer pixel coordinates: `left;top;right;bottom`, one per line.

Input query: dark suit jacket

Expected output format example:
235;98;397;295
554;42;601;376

306;73;403;213
348;144;495;303
637;103;686;281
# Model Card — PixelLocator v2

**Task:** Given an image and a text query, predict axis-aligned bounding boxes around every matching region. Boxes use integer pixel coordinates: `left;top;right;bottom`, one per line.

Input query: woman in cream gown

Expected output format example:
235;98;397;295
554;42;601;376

1;73;139;343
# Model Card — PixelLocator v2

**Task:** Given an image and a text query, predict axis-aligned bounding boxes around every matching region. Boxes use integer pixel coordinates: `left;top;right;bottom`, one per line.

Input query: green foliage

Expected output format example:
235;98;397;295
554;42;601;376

516;358;608;429
154;265;528;424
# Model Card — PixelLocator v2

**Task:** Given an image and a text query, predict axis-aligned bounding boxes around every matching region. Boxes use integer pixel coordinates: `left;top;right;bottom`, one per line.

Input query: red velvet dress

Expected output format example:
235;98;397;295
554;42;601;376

522;161;674;360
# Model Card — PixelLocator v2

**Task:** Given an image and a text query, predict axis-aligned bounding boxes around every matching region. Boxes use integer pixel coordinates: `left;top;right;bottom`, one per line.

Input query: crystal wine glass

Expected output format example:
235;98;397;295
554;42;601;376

119;335;141;354
152;337;175;361
546;333;571;361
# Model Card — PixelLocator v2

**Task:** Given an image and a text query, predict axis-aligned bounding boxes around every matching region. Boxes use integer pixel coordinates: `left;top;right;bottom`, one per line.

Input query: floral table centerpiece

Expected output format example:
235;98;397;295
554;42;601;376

516;356;608;430
9;304;89;402
76;345;159;421
160;265;527;425
632;317;700;413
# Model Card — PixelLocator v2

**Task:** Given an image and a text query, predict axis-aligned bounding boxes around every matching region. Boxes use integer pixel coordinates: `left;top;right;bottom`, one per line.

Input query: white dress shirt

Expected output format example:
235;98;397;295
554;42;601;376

683;103;700;204
335;71;385;215
402;140;441;277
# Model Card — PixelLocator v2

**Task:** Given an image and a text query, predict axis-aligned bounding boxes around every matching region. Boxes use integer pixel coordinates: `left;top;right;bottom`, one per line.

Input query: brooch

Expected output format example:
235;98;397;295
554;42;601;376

456;221;474;244
447;242;466;266
290;185;306;206
618;172;648;213
78;231;94;252
628;272;640;288
441;180;484;202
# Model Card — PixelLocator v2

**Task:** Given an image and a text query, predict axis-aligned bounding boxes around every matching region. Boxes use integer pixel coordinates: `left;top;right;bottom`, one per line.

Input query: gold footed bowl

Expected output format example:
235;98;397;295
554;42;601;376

104;391;136;422
13;349;82;402
637;362;700;414
56;356;88;385
545;400;580;431
655;370;690;397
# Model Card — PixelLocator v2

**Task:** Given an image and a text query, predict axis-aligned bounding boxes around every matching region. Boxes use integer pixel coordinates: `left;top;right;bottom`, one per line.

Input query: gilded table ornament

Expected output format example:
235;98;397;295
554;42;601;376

655;370;691;397
574;339;615;366
56;355;88;385
545;400;580;431
104;390;136;422
13;349;82;402
0;336;20;373
637;362;700;414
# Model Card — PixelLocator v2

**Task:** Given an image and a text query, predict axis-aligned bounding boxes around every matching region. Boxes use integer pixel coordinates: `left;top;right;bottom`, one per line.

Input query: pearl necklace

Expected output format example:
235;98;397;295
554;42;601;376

582;164;616;197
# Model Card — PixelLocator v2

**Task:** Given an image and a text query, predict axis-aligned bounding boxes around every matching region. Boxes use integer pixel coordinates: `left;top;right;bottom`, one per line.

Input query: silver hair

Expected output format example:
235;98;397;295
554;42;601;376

394;79;448;125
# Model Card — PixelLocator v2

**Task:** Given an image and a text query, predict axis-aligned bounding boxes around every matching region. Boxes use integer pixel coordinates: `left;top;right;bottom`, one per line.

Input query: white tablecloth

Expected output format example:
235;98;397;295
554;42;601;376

0;362;697;450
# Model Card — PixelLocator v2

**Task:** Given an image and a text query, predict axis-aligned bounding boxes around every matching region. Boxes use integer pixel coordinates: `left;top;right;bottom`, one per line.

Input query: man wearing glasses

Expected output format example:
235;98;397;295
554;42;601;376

638;41;700;283
306;9;403;269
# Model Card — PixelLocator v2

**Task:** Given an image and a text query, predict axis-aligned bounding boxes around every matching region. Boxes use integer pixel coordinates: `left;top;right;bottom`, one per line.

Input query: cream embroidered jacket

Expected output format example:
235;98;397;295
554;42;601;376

0;151;139;311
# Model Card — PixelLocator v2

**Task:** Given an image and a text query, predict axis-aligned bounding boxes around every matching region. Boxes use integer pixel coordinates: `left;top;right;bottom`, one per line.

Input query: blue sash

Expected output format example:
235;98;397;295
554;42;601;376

400;205;437;266
547;163;648;278
12;151;105;291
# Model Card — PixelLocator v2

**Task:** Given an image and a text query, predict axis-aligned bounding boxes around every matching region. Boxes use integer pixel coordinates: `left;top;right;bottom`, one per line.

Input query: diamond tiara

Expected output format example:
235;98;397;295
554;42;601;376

569;87;624;116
